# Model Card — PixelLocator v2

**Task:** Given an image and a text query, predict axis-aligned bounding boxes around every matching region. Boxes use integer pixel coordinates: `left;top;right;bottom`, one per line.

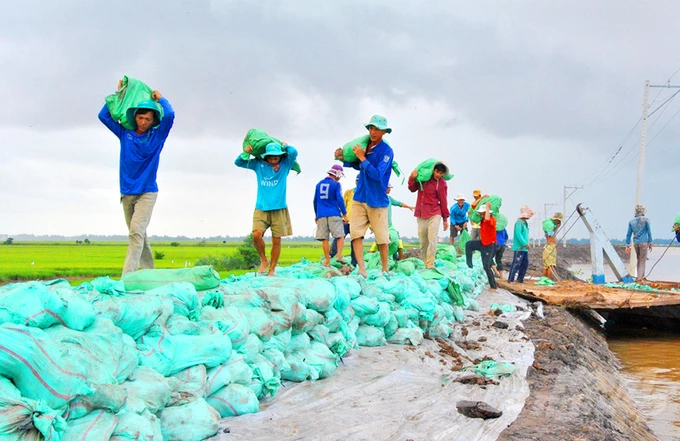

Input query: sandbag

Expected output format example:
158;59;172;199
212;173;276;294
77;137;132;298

146;282;200;319
93;293;174;340
105;76;162;130
206;353;253;395
413;158;453;182
200;306;250;349
495;212;508;231
206;383;259;417
542;218;556;233
468;196;503;223
355;325;386;347
338;134;402;177
456;230;470;256
241;128;301;174
0;281;96;331
110;411;162;441
386;327;424;346
158;398;220;441
121;266;221;291
0;376;66;441
62;409;118;441
122;367;173;414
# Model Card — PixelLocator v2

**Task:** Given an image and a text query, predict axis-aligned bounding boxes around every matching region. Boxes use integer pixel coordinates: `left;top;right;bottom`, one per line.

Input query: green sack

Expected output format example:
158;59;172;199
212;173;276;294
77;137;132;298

468;196;503;223
495;212;508;231
473;360;517;378
388;227;400;256
104;76;162;130
339;134;403;178
206;383;259;417
456;230;471;255
414;158;453;182
121;266;221;291
542;219;556;233
242;128;301;174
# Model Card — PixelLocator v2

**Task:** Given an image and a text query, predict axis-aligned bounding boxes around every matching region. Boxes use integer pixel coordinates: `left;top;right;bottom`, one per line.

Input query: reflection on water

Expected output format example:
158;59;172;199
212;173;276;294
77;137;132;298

608;330;680;440
569;248;680;439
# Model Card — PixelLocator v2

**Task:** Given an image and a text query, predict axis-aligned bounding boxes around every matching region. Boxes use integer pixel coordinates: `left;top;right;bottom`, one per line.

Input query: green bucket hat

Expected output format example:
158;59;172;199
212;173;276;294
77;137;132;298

364;114;392;134
126;100;161;129
261;142;286;158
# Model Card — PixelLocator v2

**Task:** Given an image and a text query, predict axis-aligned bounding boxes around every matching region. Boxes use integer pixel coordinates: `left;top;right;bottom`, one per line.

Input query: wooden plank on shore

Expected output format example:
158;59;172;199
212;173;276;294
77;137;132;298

496;279;680;310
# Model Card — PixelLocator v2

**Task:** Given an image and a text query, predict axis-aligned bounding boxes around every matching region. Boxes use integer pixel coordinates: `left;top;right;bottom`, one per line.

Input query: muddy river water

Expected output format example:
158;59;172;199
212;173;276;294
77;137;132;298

572;247;680;440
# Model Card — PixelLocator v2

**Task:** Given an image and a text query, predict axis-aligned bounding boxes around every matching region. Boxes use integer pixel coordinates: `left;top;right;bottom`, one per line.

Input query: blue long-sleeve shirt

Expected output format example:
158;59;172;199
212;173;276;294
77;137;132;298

313;176;347;218
450;202;470;225
234;146;298;211
98;98;175;195
625;215;653;244
344;140;393;208
496;229;508;246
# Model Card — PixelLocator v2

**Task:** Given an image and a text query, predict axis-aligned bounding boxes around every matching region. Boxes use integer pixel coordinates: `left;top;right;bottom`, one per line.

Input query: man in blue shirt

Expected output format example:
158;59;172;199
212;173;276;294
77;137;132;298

449;193;470;246
625;204;653;281
235;142;298;276
334;115;394;277
313;164;349;266
99;80;175;275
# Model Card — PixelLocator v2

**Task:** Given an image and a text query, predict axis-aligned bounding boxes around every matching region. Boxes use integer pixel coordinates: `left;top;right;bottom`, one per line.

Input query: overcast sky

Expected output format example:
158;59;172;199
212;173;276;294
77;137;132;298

1;0;679;243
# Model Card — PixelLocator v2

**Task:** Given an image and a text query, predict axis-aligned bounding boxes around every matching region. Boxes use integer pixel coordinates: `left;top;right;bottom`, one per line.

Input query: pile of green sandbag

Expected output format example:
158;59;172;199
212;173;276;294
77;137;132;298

105;75;163;130
241;128;302;174
0;249;490;440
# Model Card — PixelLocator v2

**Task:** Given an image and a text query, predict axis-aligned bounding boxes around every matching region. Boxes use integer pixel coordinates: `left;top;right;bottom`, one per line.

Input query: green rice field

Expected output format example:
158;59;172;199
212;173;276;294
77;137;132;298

0;241;344;285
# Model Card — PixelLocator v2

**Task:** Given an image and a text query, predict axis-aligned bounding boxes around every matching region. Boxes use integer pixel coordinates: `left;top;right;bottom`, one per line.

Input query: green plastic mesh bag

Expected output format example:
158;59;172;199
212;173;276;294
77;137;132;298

241;128;301;174
104;76;162;130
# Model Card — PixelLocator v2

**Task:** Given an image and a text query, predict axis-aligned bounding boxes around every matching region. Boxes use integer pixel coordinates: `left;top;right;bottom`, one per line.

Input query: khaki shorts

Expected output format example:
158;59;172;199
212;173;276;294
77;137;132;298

252;208;293;237
350;201;389;244
315;216;345;240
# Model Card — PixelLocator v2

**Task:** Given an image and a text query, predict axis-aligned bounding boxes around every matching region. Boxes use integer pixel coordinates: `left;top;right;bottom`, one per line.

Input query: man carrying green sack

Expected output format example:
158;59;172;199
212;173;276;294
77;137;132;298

235;142;298;276
99;79;175;275
673;214;680;243
334;115;394;277
408;162;450;269
242;128;301;174
542;212;563;280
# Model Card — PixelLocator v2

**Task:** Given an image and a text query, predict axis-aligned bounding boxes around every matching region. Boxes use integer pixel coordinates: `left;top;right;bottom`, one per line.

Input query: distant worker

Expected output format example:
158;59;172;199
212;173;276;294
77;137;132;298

625;205;653;281
468;189;488;240
542;212;563;280
449;193;470;246
408;163;450;269
335;115;394;277
508;205;534;283
98;80;175;275
674;214;680;243
313;165;349;266
465;202;497;289
235;142;298;276
331;177;358;265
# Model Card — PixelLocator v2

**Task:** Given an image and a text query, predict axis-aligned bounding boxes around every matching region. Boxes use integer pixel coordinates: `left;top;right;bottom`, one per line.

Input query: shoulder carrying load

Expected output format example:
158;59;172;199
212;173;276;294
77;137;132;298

242;128;301;174
414;158;453;182
468;195;503;224
105;75;163;130
121;266;221;291
495;212;508;231
338;134;404;180
542;219;556;233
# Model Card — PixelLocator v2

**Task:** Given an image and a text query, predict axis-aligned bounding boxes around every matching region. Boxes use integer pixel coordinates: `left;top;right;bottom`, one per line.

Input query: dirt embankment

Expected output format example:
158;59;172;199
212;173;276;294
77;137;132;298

498;305;658;441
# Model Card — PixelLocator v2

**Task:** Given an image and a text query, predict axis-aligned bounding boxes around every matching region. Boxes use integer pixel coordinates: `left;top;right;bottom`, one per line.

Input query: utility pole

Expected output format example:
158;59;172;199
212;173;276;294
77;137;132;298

562;185;583;247
544;202;557;221
630;80;680;275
